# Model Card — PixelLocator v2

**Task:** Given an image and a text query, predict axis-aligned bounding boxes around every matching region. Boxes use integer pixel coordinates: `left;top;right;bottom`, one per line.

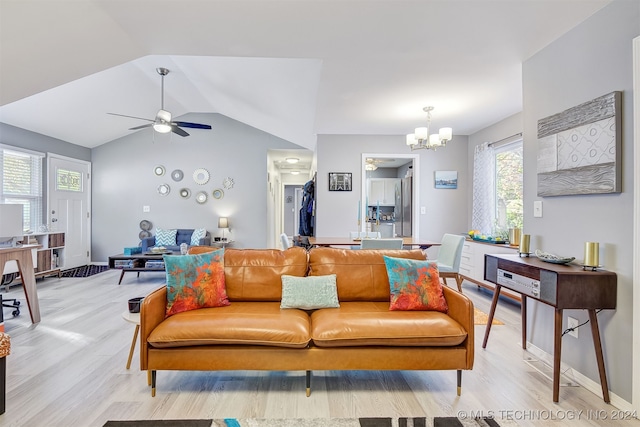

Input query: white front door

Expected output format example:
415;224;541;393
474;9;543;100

47;155;91;269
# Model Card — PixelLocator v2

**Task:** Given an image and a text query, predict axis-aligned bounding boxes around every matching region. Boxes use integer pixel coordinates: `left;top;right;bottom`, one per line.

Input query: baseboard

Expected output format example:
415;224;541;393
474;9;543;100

525;342;633;411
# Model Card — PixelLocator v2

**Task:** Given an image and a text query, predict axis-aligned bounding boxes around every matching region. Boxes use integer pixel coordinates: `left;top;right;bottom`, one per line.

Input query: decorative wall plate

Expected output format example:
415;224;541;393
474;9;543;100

154;165;165;176
212;188;224;199
139;230;151;239
157;184;170;196
179;188;191;199
193;168;210;185
171;169;184;181
139;220;152;231
223;177;234;189
195;191;208;204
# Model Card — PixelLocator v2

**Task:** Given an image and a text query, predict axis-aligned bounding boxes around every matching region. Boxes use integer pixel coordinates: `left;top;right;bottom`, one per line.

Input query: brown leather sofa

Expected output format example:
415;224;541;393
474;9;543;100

139;246;474;396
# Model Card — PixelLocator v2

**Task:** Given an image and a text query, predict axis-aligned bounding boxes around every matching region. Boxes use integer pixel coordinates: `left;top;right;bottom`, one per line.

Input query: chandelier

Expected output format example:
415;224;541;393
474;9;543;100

406;106;452;150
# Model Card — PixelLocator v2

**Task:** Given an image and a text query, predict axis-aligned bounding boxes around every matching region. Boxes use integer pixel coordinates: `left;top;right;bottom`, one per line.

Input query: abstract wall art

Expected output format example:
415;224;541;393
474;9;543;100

536;91;621;197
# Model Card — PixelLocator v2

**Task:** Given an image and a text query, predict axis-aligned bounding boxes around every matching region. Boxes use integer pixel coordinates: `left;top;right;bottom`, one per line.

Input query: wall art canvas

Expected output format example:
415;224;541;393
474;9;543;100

537;91;621;197
434;170;458;189
328;172;352;191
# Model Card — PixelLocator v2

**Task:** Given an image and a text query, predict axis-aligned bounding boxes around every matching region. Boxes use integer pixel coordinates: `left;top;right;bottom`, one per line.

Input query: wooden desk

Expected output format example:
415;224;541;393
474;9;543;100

483;254;616;402
0;245;41;324
308;237;440;249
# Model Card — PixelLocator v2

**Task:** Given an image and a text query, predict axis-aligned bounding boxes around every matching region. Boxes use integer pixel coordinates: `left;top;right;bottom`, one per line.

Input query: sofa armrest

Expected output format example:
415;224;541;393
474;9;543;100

442;286;474;369
140;286;167;370
199;232;211;246
141;236;156;252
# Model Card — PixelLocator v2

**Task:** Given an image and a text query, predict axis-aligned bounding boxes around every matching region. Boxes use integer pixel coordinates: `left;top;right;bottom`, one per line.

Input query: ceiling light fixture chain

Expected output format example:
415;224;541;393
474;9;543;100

406;106;452;151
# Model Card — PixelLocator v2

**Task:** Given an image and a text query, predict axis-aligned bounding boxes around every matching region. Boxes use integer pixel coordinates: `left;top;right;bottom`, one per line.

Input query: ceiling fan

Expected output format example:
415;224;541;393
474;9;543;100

108;67;212;137
364;158;392;170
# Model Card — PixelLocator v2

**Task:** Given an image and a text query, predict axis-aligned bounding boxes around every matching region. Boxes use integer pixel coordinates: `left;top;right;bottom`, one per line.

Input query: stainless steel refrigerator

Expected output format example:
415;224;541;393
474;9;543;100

394;178;412;237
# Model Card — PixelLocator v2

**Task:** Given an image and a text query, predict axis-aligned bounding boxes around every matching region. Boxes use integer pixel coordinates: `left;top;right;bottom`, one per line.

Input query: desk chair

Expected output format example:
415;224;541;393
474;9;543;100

432;233;466;292
359;238;404;250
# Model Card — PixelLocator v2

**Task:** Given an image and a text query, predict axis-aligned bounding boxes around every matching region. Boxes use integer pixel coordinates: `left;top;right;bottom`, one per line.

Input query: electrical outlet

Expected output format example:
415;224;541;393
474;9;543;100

143;205;150;213
567;317;579;338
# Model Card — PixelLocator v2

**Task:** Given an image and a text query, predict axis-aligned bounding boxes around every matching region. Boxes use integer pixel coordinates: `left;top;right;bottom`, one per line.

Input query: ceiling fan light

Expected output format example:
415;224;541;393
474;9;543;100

365;163;378;171
153;122;172;133
156;109;172;123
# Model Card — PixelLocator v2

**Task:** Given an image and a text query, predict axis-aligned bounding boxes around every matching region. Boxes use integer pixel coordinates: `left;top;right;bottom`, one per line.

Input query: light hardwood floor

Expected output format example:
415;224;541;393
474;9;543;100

0;271;638;427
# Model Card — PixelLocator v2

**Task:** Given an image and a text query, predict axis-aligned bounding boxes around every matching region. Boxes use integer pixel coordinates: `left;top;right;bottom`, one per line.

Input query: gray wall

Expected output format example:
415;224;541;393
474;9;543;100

91;113;301;261
520;1;638;402
315;134;469;254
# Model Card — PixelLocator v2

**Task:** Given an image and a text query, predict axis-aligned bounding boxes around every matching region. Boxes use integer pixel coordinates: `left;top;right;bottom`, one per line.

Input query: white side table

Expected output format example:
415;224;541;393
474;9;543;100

121;311;140;370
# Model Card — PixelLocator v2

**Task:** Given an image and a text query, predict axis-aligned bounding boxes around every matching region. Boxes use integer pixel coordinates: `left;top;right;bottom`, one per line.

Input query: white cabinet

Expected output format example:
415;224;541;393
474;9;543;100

459;239;520;301
367;178;399;206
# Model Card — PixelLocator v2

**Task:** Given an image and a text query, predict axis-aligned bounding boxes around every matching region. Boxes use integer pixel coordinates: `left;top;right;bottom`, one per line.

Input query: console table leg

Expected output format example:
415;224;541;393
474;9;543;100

482;284;502;348
589;309;610;403
521;295;527;349
553;309;563;403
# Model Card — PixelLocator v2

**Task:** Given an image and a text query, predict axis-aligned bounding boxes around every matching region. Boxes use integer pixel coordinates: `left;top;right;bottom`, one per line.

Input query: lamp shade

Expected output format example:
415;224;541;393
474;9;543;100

429;133;441;146
415;127;429;140
439;127;453;141
406;133;416;146
218;217;229;229
153;122;172;133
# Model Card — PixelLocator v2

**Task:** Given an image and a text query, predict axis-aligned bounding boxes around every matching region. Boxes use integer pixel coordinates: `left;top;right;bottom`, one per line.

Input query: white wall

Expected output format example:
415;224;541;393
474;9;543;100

315;134;469;253
521;1;639;403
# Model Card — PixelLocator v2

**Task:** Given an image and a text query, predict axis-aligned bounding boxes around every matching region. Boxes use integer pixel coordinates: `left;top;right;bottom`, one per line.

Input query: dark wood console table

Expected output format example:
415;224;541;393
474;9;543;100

483;254;616;402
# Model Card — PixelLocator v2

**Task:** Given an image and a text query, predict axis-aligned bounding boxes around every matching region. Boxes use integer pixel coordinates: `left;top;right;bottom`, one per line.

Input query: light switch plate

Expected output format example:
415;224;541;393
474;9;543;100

420;206;426;214
143;205;150;213
533;201;542;218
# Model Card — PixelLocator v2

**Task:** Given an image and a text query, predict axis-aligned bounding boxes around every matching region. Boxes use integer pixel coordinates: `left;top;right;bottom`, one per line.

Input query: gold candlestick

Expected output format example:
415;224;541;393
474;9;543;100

519;234;530;256
584;242;599;270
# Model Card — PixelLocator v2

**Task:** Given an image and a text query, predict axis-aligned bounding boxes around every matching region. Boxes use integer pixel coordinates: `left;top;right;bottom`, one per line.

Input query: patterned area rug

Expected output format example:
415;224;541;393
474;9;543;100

474;307;504;325
103;418;503;427
61;264;110;278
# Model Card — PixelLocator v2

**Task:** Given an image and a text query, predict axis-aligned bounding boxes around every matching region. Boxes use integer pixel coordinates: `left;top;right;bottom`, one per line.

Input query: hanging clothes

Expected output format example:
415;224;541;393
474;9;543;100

299;179;315;236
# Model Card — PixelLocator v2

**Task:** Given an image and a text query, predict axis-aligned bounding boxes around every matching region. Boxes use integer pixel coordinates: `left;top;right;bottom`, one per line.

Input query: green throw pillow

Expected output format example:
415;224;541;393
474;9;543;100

280;274;340;310
164;249;229;317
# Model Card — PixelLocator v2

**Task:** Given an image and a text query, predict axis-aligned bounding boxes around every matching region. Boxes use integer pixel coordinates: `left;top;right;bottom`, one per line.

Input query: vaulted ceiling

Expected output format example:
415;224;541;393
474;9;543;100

0;0;610;150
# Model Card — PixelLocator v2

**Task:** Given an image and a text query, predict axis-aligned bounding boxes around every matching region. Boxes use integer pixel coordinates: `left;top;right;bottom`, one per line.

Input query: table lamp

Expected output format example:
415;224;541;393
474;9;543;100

218;217;229;241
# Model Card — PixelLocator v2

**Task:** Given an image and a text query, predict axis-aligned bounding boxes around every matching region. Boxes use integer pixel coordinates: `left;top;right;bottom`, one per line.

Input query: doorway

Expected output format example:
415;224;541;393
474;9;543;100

47;154;91;269
360;153;420;238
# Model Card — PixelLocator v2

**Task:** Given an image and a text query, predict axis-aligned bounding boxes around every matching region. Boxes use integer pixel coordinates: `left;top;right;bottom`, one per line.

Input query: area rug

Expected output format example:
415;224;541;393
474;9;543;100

104;417;503;427
61;264;110;278
474;307;503;325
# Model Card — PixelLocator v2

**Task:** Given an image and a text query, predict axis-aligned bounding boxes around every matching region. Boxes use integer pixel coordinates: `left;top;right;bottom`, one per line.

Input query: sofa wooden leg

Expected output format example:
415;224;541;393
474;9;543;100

306;370;311;397
457;370;462;396
151;370;156;397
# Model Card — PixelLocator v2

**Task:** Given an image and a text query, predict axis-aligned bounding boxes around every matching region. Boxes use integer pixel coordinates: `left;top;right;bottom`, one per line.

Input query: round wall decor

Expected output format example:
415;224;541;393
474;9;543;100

223;177;235;189
195;191;208;204
171;169;184;181
193;168;210;185
212;188;224;199
179;188;191;199
154;165;165;176
139;220;152;231
157;184;170;196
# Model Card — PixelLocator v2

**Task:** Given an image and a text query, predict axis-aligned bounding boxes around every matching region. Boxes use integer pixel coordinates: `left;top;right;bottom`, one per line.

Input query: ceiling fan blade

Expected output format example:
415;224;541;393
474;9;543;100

173;121;212;130
171;125;190;137
107;112;154;122
129;123;153;131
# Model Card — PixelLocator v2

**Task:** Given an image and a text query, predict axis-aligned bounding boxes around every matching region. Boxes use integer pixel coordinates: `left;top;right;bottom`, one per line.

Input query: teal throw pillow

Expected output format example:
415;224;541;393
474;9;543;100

164;249;229;317
280;274;340;310
156;228;177;247
190;228;207;245
383;256;448;313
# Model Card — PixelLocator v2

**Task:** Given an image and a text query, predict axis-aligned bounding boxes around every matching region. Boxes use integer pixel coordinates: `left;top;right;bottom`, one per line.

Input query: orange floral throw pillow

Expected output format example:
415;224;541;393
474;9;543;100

383;256;448;313
164;249;229;317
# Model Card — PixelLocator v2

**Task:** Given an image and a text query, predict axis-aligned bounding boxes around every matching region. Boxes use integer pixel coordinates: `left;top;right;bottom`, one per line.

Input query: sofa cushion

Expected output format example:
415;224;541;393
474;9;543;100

224;248;309;301
156;228;178;246
190;228;207;245
383;256;448;313
280;274;339;310
148;302;311;349
164;249;229;317
310;301;466;347
307;247;426;302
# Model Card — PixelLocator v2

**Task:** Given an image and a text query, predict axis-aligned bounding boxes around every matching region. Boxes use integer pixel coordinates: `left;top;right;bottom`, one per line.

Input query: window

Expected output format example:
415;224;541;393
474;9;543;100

0;144;44;232
472;137;523;238
494;141;523;231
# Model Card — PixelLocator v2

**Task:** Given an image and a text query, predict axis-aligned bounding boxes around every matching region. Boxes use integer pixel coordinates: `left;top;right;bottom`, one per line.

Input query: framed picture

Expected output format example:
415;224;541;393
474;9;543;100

328;172;352;191
434;170;458;189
